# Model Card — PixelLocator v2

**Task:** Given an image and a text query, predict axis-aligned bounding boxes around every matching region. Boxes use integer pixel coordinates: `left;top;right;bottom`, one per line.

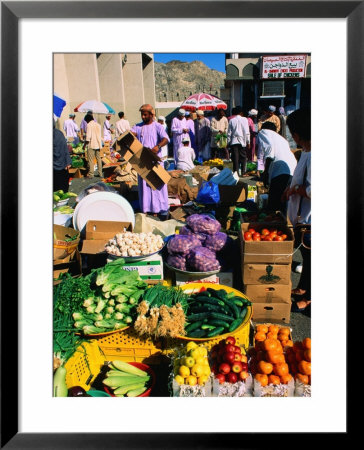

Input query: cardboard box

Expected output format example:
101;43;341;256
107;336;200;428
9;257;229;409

68;168;83;178
53;224;80;260
244;282;292;324
80;220;133;254
240;223;294;264
218;181;247;205
53;249;82;283
110;254;163;281
117;131;171;190
175;271;233;287
242;263;292;285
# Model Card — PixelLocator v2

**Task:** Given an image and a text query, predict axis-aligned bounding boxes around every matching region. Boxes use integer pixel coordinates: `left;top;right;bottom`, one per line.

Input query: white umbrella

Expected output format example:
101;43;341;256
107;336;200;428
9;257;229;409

74;100;115;114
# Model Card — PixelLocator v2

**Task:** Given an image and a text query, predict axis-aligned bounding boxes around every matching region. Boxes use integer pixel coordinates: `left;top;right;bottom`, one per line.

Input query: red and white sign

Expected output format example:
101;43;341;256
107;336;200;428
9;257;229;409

261;55;307;79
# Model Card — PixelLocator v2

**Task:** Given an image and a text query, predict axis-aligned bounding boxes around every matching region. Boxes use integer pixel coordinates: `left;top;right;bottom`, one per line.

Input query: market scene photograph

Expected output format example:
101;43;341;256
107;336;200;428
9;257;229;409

53;52;311;398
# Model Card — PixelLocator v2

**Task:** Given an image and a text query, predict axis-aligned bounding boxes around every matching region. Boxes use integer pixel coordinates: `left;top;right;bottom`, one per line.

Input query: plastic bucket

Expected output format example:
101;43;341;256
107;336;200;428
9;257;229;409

87;390;112;397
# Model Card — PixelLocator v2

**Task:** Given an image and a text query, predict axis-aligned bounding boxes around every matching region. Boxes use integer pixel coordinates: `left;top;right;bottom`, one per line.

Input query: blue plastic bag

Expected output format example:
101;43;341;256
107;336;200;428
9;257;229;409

196;181;220;205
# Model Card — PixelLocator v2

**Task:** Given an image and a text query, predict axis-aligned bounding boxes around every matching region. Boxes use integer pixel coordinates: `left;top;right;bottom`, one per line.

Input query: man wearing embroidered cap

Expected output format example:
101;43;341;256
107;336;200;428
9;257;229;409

176;136;195;171
258;105;281;133
171;108;189;164
131;104;170;219
103;113;114;143
63;113;80;145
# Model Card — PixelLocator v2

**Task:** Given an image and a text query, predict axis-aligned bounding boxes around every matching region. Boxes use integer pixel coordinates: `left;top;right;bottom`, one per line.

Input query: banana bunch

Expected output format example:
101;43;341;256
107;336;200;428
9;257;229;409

203;158;224;166
102;360;151;397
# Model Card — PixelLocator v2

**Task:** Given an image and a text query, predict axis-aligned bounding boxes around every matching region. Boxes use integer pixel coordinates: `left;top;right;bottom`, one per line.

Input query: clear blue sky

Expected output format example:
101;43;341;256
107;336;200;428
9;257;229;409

154;53;226;73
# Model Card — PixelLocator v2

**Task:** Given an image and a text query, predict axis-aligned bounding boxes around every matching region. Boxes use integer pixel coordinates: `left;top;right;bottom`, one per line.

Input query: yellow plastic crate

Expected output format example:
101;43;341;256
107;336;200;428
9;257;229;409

64;340;103;391
167;283;252;351
96;327;168;365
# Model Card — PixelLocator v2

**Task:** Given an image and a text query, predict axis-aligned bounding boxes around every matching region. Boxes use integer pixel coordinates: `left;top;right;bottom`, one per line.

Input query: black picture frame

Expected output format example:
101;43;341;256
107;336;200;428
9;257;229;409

1;1;358;448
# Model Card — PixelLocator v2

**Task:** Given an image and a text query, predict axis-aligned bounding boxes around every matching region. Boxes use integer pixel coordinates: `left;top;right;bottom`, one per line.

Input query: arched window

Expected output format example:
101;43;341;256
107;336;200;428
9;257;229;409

242;63;259;79
226;64;239;79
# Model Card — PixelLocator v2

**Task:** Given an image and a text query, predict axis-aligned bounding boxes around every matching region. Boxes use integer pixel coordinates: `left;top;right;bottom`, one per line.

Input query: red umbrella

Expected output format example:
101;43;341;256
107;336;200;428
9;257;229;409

180;92;227;111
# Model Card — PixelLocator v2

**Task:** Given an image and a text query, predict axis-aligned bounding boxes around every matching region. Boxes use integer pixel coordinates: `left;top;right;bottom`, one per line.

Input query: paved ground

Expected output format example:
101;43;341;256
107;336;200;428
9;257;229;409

67;168;310;342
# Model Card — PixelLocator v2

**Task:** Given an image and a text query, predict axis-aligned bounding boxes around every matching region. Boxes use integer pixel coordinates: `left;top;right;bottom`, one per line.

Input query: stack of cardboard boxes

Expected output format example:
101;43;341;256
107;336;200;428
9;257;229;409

240;221;294;324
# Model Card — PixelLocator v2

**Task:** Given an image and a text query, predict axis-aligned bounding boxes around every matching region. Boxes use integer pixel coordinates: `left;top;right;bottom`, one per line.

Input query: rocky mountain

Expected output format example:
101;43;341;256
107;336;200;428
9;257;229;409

154;60;226;102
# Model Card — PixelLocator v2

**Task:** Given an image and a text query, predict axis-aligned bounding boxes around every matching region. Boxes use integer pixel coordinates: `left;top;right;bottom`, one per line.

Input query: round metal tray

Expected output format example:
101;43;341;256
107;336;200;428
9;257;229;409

164;261;220;277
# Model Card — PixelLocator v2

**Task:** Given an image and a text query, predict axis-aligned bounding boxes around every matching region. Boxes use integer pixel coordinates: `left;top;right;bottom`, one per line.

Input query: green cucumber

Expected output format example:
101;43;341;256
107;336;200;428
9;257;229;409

209;312;234;323
187;312;212;322
221;298;240;319
229;317;243;332
232;299;244;307
206;326;225;337
201;324;216;330
194;296;224;307
185;320;204;334
240;307;248;320
187;329;207;338
208;319;231;329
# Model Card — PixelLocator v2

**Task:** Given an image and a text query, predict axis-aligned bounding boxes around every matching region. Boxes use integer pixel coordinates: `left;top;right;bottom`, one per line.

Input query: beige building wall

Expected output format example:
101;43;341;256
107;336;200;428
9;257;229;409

53;53;157;132
97;53;125;129
122;53;145;126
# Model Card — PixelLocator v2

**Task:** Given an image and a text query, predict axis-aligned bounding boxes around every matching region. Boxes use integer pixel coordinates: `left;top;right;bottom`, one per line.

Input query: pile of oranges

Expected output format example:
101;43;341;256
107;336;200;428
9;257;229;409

249;324;294;387
286;337;311;385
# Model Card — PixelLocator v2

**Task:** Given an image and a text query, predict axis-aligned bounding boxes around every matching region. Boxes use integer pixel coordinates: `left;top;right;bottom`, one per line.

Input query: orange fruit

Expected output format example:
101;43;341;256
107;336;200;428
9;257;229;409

279;327;291;336
268;374;281;385
273;362;289;377
302;337;311;349
255;373;268;387
298;360;311;376
266;351;285;364
282;340;293;349
268;325;280;334
304;349;311;362
275;342;284;353
280;373;293;384
256;324;269;334
263;338;279;352
295;373;309;385
280;339;288;348
267;332;278;340
257;360;273;375
255;332;267;342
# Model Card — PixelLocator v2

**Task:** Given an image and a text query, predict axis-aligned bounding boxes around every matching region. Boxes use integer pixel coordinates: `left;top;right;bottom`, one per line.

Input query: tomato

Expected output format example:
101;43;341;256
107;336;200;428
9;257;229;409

248;228;256;234
281;234;287;240
252;235;261;241
273;235;283;241
263;236;273;241
244;232;252;241
261;228;270;236
252;232;261;238
277;231;282;235
269;232;277;239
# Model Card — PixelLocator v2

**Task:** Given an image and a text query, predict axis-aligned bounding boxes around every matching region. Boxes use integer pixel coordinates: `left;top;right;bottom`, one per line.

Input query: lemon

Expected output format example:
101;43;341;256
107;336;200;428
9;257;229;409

191;364;204;378
174;375;185;385
198;346;208;357
186;341;198;352
202;365;211;377
186;375;197;386
178;365;190;378
202;358;209;366
198;375;209;385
